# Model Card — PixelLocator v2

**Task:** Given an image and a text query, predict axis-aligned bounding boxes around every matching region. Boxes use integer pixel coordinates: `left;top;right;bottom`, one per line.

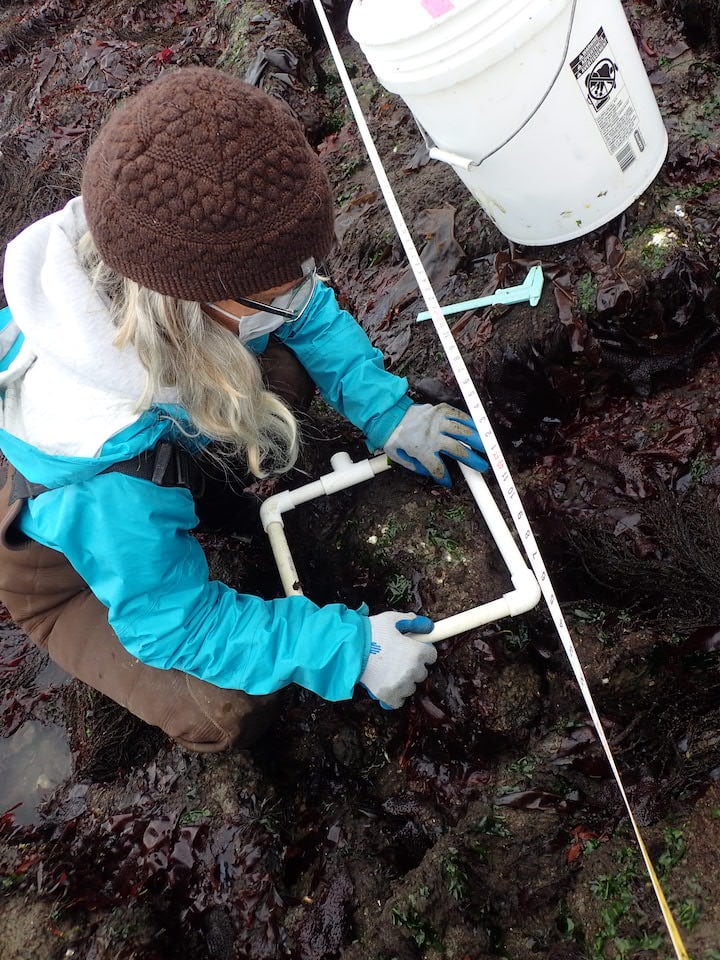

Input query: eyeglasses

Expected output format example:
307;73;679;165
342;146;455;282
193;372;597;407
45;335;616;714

232;262;318;322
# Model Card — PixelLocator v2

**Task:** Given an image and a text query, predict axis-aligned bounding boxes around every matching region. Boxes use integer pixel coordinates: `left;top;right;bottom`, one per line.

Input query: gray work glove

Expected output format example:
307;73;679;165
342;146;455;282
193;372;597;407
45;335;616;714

359;612;436;709
383;403;489;487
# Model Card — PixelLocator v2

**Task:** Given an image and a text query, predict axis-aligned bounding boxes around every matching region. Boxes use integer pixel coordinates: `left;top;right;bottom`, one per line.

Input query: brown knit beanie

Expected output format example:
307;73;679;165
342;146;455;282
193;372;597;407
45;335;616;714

81;67;336;301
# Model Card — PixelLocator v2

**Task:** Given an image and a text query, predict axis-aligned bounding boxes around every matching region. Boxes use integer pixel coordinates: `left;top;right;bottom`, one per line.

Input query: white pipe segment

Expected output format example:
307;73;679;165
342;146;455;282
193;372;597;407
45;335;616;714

261;453;540;634
266;521;303;596
458;463;533;585
427;147;476;172
422;596;523;643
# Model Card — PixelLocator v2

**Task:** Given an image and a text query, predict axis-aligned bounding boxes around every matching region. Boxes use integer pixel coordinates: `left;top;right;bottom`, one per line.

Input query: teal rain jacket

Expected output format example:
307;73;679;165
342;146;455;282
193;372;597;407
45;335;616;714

0;199;413;701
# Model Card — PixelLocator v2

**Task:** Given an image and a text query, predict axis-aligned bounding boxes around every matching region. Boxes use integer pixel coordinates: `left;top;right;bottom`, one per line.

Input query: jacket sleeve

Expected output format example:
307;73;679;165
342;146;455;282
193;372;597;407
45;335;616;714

275;281;413;451
19;473;371;700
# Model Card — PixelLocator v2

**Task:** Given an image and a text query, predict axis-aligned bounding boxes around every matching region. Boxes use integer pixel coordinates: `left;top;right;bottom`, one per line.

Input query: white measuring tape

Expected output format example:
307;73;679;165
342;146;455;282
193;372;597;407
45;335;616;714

311;2;689;956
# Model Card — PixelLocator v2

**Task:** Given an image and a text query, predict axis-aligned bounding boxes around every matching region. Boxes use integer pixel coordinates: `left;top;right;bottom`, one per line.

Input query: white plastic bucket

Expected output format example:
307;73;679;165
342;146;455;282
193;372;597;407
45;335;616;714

347;0;668;246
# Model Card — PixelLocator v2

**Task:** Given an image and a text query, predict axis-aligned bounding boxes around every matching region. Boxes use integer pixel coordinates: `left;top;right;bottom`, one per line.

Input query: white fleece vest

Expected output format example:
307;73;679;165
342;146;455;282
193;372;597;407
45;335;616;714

2;198;177;458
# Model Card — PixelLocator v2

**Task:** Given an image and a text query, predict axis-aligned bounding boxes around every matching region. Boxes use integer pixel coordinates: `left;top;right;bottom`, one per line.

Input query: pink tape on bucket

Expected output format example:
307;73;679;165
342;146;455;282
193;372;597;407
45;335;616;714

421;0;454;17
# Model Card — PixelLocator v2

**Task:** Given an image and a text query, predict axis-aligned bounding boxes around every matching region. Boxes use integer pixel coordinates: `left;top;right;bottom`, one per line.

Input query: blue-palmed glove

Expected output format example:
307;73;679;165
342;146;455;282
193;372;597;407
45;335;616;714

383;403;489;487
359;612;437;709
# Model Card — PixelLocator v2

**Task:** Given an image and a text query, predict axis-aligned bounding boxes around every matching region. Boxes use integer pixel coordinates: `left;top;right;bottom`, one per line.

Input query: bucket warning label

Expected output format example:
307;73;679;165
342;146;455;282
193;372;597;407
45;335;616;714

570;27;644;173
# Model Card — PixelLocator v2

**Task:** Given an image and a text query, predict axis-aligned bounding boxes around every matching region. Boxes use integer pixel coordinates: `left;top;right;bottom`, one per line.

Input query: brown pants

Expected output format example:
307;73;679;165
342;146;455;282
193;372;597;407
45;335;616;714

0;340;314;752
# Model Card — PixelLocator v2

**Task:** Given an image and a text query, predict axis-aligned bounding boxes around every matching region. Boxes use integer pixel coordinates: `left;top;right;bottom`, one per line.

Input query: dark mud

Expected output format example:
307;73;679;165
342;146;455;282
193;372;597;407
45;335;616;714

2;1;720;959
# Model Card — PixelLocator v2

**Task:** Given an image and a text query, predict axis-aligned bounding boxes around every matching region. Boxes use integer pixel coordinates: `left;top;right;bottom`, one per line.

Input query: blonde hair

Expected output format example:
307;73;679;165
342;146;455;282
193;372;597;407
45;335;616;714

77;232;298;478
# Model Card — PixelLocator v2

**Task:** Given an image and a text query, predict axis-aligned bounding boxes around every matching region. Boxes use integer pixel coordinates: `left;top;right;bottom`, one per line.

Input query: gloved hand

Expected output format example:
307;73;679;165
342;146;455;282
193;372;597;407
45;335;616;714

359;612;437;709
383;403;488;487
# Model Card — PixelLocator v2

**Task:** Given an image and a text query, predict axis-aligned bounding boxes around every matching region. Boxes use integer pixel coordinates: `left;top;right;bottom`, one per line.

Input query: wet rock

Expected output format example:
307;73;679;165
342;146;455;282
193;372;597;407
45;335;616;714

526;368;720;629
483;661;543;737
203;905;236;960
290;865;355;959
330;727;362;767
380;792;444;871
590;231;720;397
285;0;353;43
547;945;587;960
342;833;494;960
431;925;497;960
195;749;273;820
0;898;74;960
216;0;330;141
86;901;167;960
658;0;720;50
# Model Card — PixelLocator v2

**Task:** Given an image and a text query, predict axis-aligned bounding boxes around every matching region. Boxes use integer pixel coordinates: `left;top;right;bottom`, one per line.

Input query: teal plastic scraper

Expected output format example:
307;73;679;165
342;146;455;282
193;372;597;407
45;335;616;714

416;265;544;322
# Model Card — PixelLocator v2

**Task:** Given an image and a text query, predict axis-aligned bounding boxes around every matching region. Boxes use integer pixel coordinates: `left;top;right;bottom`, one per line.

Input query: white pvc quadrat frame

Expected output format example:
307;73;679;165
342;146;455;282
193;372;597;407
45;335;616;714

260;453;542;642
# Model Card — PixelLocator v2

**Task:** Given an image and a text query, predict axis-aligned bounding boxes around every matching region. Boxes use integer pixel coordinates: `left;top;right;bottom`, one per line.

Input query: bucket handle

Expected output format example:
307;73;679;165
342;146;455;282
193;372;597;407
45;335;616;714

417;0;579;170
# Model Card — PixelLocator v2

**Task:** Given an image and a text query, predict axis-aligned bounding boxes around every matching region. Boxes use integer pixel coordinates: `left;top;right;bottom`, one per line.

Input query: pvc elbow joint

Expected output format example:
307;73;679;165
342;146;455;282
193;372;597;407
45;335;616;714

259;491;295;531
506;569;542;616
